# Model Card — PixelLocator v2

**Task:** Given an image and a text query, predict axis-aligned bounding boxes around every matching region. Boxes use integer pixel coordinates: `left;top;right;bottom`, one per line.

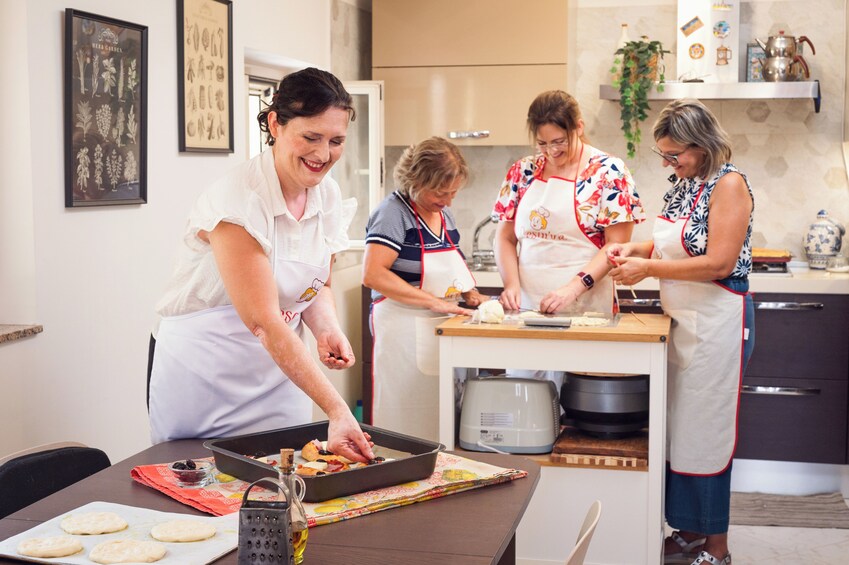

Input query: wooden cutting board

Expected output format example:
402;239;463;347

551;426;648;459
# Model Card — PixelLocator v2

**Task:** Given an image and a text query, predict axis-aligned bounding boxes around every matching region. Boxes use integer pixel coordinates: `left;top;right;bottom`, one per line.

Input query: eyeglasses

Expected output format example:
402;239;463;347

651;145;690;166
536;140;569;155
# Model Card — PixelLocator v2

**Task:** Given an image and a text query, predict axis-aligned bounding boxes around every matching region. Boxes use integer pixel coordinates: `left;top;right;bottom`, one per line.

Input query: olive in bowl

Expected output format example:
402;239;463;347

168;459;214;488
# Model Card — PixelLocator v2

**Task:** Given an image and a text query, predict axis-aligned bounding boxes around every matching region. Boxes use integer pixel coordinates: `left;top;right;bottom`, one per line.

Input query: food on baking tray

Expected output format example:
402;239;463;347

149;520;217;542
251;440;392;476
17;536;83;558
60;511;128;535
88;539;167;564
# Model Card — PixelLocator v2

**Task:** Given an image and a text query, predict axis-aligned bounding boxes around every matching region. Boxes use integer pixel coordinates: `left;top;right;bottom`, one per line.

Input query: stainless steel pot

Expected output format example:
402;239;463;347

560;372;649;438
762;55;810;82
756;31;815;58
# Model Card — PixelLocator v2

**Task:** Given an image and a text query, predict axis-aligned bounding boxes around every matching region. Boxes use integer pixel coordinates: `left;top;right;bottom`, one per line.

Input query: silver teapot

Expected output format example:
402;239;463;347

762;54;810;82
756;30;815;58
804;210;845;269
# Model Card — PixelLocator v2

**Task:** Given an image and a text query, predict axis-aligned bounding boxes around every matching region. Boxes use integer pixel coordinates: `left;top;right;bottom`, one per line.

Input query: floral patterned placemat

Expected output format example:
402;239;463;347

131;452;526;527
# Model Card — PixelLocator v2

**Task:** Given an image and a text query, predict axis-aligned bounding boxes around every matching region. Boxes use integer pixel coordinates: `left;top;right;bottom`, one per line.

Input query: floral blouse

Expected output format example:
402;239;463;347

660;163;754;278
492;149;645;248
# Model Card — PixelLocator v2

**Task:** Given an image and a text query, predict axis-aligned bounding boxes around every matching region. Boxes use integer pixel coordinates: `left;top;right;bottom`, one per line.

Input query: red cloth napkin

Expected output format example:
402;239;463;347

131;453;527;526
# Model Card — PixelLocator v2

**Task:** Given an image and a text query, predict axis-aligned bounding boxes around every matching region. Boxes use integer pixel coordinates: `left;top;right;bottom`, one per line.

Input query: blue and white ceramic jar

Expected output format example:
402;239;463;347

804;210;845;269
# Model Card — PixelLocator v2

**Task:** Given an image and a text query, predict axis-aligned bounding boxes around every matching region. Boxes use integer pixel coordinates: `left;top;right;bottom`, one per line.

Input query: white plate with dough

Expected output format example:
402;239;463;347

0;501;237;564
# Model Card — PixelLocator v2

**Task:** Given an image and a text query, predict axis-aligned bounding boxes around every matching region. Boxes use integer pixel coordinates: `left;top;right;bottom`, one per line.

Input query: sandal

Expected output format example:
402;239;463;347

664;532;706;564
690;550;731;565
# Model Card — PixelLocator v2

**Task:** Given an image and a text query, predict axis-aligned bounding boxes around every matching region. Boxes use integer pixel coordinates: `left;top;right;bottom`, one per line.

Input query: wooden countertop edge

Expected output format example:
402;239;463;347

0;324;43;345
436;314;670;342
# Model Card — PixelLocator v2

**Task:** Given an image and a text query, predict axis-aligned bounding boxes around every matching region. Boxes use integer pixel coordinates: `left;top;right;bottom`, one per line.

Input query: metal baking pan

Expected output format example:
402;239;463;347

204;421;444;502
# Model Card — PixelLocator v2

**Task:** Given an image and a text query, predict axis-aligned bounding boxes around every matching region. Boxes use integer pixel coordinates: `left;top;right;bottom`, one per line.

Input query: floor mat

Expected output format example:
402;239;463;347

730;492;849;529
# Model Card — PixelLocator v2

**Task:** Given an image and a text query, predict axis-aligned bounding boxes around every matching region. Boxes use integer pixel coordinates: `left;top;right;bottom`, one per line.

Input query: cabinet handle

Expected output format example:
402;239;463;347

618;298;662;307
741;385;821;396
754;302;824;310
447;130;490;139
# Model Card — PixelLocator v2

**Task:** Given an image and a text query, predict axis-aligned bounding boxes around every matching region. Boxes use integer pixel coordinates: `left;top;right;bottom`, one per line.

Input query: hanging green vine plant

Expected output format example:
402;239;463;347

610;38;670;158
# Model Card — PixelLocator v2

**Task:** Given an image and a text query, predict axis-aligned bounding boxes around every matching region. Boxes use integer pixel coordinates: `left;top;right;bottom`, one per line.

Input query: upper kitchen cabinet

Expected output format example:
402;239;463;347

373;0;568;146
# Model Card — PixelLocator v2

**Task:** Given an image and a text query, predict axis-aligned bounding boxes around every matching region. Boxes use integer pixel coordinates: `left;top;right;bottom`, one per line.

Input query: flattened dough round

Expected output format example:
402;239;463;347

150;520;216;542
89;539;167;564
60;511;128;535
17;536;83;558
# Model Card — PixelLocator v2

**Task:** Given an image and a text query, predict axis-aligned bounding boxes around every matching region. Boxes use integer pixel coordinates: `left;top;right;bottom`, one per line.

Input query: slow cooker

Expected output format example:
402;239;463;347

560;372;649;438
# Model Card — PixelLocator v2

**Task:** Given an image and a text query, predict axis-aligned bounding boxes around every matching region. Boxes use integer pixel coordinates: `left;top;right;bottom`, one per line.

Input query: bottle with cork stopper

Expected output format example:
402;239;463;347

278;448;309;564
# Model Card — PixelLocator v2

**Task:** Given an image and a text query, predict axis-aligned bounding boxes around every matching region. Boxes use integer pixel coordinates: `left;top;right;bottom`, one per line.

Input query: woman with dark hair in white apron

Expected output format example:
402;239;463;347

149;68;373;463
492;90;645;389
363;137;484;441
609;99;755;565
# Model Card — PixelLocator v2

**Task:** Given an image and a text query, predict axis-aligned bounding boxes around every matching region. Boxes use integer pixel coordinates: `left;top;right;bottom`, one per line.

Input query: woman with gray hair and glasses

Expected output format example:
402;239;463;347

607;99;755;565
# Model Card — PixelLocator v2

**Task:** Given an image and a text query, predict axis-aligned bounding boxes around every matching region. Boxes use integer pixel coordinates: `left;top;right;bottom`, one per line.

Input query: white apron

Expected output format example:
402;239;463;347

514;150;615;315
370;207;475;441
149;216;330;444
653;186;747;475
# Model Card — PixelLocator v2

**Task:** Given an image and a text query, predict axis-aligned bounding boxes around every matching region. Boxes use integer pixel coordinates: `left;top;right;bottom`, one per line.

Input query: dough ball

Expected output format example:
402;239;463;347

60;511;128;535
150;520;216;542
17;536;83;558
477;300;505;324
89;539;167;564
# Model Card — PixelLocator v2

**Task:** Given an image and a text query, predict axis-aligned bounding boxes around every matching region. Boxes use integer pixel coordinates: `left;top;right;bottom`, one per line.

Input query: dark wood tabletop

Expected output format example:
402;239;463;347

0;440;540;564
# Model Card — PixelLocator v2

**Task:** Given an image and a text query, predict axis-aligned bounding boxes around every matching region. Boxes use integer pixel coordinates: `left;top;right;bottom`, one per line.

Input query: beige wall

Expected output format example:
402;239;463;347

0;0;334;463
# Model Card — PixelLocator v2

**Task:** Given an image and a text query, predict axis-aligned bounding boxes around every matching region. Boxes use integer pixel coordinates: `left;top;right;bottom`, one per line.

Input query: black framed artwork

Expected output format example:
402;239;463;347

177;0;234;153
65;9;148;207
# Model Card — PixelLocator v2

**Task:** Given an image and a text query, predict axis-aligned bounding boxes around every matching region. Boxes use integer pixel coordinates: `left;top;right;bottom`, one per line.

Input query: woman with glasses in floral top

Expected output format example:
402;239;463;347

608;99;755;565
493;90;646;318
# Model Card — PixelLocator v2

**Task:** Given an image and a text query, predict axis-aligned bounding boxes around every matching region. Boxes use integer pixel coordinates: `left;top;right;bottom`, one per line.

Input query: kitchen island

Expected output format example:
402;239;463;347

436;314;671;565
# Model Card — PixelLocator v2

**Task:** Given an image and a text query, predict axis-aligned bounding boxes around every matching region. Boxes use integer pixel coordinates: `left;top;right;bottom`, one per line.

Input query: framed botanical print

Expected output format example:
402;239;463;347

177;0;234;153
65;10;148;207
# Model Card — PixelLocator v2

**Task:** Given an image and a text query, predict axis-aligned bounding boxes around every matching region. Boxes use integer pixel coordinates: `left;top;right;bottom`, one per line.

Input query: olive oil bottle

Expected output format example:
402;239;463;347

278;449;308;564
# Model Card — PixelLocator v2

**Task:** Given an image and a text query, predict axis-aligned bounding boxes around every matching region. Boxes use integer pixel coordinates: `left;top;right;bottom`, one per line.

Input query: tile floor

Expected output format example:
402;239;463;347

727;523;849;564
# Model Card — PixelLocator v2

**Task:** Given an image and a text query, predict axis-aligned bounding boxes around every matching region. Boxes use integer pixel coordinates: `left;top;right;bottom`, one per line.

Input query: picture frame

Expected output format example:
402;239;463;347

65;9;148;207
177;0;234;153
746;42;765;83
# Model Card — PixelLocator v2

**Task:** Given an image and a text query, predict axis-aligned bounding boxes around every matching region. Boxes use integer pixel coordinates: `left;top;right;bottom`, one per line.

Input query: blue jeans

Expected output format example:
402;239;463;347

665;277;754;535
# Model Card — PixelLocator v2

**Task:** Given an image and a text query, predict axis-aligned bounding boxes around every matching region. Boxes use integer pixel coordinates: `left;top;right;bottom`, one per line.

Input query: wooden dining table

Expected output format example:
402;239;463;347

0;439;540;564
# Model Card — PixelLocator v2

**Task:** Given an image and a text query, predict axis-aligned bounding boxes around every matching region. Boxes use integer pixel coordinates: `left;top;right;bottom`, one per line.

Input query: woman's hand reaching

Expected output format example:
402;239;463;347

499;285;522;312
316;330;356;370
539;286;579;314
429;299;475;316
609;256;650;286
461;288;486;308
327;413;374;463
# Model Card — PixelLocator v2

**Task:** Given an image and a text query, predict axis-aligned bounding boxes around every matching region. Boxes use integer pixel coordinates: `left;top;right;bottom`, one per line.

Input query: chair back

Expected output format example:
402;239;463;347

0;444;110;519
565;500;602;565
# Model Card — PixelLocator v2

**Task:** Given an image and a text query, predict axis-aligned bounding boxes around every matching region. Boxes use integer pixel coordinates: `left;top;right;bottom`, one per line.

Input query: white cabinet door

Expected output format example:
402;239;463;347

335;81;385;248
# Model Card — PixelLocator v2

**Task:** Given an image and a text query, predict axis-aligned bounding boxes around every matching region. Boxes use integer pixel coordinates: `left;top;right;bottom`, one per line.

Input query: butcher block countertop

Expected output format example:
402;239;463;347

435;313;671;343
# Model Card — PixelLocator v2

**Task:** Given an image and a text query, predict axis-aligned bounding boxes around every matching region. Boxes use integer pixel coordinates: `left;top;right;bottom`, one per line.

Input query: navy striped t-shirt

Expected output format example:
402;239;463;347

365;191;464;301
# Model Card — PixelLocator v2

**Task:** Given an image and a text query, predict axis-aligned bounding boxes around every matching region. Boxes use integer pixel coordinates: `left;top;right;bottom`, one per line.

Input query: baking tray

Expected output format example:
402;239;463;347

204;421;444;502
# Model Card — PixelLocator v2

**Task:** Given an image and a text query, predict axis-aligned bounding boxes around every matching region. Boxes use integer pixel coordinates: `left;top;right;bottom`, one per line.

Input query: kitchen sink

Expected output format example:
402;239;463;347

466;261;498;272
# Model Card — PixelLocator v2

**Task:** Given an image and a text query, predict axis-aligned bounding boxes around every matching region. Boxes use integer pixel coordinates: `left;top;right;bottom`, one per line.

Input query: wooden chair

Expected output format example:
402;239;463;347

0;442;111;519
565;500;602;565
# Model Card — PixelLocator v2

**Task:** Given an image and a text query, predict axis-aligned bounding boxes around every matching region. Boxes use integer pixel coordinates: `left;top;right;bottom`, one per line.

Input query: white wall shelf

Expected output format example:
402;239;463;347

599;80;821;112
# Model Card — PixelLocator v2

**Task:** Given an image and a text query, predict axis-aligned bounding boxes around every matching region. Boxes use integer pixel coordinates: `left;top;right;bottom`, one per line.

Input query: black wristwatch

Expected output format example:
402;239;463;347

577;271;594;289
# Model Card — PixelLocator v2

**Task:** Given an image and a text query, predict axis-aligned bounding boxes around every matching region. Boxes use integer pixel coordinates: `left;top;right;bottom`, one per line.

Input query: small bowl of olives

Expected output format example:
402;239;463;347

168;459;214;488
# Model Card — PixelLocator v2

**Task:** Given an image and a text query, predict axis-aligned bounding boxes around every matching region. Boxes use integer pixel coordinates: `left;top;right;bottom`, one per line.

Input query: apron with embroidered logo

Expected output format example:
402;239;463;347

653;183;747;475
149;215;329;444
370;205;475;441
514;149;615;315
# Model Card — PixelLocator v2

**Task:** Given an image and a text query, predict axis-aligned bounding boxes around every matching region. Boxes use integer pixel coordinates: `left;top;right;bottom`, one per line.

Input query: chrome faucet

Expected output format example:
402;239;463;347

471;216;496;266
